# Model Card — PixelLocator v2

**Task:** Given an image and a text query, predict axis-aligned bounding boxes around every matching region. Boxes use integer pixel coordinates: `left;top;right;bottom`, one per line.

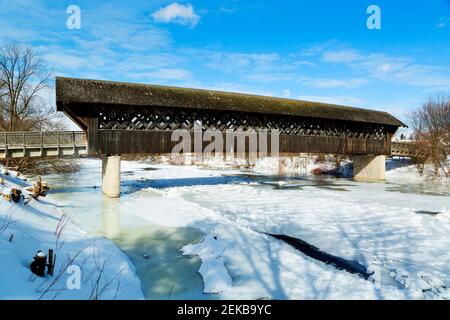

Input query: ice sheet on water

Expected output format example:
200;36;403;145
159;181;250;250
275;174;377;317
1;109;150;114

182;233;232;294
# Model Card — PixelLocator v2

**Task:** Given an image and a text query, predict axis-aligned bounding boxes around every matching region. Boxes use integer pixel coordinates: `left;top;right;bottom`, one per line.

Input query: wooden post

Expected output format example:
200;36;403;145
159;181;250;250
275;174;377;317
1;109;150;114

23;132;26;157
87;117;99;155
72;131;77;157
47;249;55;276
40;132;44;157
4;132;8;160
57;132;60;157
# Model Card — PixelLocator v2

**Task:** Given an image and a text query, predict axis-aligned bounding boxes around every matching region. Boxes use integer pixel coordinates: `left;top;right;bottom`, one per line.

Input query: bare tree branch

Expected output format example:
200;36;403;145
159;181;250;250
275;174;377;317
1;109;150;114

409;93;450;177
0;42;61;132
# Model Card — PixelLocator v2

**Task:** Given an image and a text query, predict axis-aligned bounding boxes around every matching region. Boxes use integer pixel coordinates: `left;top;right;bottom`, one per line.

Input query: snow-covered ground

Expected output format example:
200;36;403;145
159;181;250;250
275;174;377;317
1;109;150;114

120;160;449;299
1;157;449;300
0;168;143;300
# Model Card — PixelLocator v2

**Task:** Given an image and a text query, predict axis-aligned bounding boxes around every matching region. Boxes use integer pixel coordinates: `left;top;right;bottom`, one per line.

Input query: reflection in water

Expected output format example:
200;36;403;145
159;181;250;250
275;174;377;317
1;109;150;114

102;196;121;239
99;191;209;300
111;226;210;300
386;183;449;197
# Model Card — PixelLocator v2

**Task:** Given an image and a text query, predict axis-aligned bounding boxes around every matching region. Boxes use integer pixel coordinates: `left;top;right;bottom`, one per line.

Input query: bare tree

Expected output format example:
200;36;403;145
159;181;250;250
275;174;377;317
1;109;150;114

0;42;63;131
0;42;77;174
409;93;450;177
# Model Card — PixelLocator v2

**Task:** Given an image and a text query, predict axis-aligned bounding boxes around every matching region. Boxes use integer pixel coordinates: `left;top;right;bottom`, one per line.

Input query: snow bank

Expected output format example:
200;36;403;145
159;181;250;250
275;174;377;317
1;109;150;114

387;160;449;184
0;167;143;300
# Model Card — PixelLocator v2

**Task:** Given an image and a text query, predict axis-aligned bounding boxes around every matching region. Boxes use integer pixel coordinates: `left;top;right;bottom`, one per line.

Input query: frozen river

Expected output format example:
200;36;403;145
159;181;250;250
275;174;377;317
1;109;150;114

36;158;450;300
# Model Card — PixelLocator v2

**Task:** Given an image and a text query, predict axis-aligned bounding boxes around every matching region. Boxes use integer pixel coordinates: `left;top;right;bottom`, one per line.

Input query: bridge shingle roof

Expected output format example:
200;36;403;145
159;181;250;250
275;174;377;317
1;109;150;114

56;77;406;127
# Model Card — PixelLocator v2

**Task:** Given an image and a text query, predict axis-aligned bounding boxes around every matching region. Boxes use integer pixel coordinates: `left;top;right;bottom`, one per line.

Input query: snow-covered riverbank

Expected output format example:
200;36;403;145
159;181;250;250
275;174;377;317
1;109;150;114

0;168;143;300
1;158;449;300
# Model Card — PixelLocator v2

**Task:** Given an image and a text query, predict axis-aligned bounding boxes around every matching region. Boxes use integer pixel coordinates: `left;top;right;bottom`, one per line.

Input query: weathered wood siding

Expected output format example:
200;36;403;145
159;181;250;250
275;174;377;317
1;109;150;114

97;130;392;155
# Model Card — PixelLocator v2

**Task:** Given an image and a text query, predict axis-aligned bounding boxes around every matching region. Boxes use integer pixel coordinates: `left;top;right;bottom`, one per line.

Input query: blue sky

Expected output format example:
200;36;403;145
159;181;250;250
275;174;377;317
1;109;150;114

1;0;449;127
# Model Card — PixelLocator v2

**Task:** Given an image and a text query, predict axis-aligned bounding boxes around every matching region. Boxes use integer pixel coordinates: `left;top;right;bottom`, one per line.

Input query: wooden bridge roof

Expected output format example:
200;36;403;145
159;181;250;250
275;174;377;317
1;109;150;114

56;77;406;127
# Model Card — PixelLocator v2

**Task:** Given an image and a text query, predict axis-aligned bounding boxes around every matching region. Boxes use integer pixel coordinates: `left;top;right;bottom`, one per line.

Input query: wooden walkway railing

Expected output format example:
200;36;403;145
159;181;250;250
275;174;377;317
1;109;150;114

0;131;87;159
390;141;419;157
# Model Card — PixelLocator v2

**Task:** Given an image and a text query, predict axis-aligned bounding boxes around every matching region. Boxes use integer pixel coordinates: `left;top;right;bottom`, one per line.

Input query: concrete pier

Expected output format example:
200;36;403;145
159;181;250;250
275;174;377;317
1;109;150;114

102;155;121;198
353;155;386;182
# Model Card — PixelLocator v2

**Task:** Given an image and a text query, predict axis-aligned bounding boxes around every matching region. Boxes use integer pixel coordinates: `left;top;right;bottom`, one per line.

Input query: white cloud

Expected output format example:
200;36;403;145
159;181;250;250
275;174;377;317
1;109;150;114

125;68;192;82
146;68;192;80
282;89;291;98
297;95;364;107
322;50;362;63
202;51;311;84
205;82;275;97
87;18;172;52
152;3;200;27
300;77;368;89
205;52;281;72
243;72;295;83
436;17;450;28
378;63;392;73
301;40;341;57
319;49;450;89
43;53;86;70
219;6;236;14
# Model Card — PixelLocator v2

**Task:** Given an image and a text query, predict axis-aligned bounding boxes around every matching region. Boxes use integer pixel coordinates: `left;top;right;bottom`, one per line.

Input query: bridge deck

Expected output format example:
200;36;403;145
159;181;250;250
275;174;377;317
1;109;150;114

0;131;87;159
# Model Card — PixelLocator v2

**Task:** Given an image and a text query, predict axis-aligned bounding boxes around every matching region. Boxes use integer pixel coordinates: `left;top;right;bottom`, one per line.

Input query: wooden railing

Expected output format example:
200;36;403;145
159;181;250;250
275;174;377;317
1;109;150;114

390;141;419;157
0;131;87;159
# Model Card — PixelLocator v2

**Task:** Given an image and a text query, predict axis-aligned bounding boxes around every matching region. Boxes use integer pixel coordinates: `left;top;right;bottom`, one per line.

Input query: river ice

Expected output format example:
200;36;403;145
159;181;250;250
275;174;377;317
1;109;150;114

1;158;449;299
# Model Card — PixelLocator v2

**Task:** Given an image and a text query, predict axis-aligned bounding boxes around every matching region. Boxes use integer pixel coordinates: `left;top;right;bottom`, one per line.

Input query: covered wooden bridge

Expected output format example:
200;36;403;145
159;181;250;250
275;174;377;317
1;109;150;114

56;77;405;197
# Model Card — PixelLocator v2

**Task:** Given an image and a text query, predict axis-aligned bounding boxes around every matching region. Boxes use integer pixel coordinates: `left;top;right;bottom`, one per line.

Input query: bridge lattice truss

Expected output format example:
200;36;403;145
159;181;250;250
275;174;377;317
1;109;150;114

99;106;388;140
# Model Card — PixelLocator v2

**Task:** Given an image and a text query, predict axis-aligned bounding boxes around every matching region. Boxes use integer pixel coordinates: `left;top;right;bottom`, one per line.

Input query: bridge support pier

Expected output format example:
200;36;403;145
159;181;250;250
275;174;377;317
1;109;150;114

102;155;121;198
352;155;386;182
